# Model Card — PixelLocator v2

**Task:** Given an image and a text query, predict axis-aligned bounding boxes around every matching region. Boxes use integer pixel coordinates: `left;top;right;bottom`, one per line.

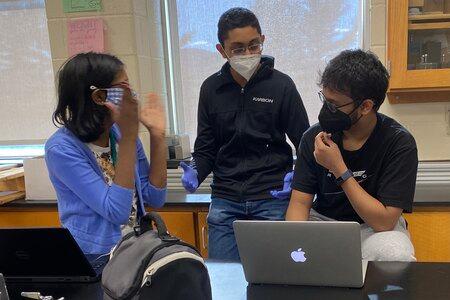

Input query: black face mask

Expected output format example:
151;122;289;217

318;102;361;133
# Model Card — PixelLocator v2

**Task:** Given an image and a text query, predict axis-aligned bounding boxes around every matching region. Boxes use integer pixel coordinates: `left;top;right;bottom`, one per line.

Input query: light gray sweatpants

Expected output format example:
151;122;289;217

309;209;416;262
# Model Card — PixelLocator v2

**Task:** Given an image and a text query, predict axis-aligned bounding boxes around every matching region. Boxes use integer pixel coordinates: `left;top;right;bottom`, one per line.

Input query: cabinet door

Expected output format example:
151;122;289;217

157;211;196;247
0;211;60;227
388;0;450;92
197;212;208;258
404;212;450;262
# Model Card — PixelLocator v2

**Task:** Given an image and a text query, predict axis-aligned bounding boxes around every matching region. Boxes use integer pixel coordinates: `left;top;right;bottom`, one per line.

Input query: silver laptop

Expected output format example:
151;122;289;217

233;220;368;288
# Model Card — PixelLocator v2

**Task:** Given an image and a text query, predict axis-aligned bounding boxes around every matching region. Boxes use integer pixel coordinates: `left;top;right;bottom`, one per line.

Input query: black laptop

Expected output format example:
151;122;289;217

0;228;108;283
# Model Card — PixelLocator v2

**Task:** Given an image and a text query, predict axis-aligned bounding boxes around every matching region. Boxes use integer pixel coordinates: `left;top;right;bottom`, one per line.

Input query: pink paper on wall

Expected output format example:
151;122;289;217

67;18;104;56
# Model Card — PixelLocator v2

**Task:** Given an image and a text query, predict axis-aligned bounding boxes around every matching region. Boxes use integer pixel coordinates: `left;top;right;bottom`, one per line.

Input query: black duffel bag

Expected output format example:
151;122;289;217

102;211;212;300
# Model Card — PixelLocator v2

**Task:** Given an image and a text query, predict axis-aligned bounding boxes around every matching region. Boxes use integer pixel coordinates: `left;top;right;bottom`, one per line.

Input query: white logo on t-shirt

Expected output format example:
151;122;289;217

353;170;366;177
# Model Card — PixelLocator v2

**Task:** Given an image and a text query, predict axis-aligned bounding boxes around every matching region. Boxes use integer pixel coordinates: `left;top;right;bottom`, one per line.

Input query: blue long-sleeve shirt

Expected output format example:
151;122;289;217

45;125;166;254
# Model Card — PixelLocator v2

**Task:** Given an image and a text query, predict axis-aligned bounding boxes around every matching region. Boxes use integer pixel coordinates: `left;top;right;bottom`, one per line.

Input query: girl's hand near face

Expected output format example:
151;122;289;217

139;93;166;137
105;85;139;140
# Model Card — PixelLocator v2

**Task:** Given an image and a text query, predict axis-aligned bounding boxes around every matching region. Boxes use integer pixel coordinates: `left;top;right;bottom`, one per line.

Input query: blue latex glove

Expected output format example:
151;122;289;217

270;171;294;199
180;161;199;193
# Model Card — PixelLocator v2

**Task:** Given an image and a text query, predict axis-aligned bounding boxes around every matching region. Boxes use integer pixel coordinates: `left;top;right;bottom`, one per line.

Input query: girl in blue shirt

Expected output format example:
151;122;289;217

45;52;167;254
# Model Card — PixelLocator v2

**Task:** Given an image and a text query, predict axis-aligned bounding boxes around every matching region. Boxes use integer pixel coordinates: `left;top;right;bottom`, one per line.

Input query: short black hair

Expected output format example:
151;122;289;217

319;49;389;110
53;52;124;143
217;7;261;45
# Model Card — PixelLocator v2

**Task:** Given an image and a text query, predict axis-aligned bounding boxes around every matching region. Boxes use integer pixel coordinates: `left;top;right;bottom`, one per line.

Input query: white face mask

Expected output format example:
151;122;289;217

227;53;261;81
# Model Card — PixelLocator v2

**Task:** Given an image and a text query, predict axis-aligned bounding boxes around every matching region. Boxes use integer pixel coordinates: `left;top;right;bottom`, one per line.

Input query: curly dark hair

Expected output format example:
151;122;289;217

319;49;389;110
217;7;261;45
53;52;124;143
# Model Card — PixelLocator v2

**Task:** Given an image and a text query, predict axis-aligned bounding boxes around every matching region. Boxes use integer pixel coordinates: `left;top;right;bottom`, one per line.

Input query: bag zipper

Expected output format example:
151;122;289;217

141;251;205;287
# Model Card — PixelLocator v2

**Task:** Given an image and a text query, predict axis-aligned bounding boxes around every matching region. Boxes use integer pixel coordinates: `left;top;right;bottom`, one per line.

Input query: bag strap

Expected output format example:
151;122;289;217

137;212;179;242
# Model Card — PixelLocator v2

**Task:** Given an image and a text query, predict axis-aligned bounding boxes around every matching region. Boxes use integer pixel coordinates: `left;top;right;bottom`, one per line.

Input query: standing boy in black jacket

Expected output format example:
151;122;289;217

180;7;310;260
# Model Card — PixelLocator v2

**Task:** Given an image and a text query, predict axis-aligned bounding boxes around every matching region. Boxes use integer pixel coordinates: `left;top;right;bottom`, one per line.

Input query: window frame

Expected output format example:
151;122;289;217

160;0;371;138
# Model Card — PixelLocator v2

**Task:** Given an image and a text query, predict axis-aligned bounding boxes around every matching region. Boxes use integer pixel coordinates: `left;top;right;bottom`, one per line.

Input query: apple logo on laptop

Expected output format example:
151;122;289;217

291;248;307;263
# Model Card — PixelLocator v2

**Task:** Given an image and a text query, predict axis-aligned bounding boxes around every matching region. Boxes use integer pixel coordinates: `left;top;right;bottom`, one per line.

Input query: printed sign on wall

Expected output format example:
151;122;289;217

67;18;104;56
63;0;102;13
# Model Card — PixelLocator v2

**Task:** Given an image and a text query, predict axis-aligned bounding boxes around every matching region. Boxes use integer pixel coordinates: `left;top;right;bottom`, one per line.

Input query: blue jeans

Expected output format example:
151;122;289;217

207;197;290;261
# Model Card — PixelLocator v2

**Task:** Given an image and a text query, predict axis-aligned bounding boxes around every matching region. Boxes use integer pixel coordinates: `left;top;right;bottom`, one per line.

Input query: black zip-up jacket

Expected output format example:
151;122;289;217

192;56;310;202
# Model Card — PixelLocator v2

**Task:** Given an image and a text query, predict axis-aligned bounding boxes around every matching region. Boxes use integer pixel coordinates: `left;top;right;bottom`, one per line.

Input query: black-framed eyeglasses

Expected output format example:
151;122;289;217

230;42;264;55
318;91;354;113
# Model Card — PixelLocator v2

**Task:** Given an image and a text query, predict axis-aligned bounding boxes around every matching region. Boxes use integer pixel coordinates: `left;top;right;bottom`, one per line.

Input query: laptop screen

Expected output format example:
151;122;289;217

0;228;97;278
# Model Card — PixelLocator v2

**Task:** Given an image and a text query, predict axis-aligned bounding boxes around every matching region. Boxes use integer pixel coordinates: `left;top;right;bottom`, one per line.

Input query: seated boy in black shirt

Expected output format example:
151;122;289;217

286;49;417;261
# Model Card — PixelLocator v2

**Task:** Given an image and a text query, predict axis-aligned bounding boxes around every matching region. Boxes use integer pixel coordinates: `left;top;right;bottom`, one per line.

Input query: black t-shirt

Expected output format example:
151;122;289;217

292;113;418;223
